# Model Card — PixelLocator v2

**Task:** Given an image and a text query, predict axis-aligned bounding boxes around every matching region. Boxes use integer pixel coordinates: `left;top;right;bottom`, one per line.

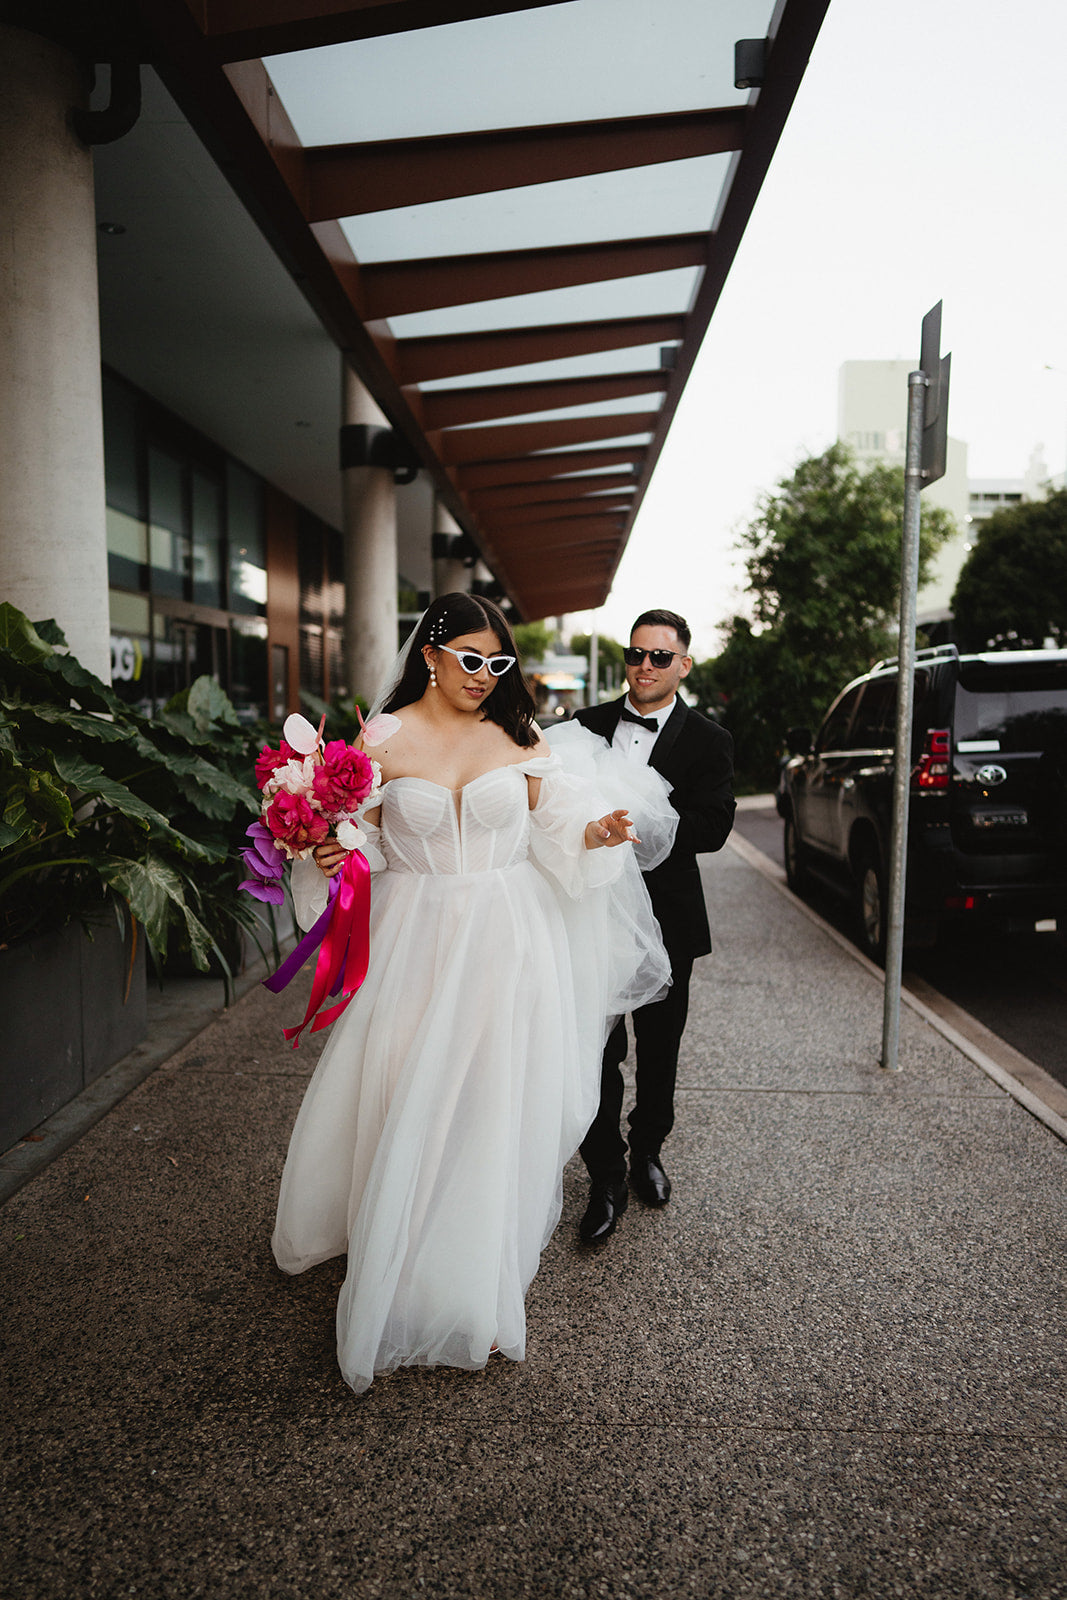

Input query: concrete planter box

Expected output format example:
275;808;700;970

0;913;147;1151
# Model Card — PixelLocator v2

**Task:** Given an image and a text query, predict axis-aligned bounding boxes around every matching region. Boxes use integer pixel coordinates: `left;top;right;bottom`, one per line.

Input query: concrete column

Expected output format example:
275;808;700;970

341;365;398;703
0;27;110;681
432;501;472;597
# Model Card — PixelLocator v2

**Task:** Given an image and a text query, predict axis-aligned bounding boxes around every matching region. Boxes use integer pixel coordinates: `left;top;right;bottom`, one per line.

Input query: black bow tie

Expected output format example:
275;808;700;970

620;708;660;733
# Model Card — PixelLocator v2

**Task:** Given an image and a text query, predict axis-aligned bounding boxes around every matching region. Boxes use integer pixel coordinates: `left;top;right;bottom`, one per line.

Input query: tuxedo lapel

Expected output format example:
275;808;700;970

578;697;624;743
649;698;688;778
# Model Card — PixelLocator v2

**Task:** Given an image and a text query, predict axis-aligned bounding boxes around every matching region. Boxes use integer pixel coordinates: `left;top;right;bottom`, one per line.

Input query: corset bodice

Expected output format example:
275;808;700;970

379;767;534;876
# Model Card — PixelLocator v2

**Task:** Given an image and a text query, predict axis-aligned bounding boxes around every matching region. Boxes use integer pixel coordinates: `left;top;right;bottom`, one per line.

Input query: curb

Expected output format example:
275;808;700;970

726;828;1067;1145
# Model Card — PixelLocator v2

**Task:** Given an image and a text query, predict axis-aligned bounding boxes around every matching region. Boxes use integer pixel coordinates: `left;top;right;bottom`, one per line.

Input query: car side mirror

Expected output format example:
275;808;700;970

785;726;812;754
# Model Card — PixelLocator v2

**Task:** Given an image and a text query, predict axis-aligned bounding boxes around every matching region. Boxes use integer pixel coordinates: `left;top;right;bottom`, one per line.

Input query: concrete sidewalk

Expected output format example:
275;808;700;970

2;842;1065;1599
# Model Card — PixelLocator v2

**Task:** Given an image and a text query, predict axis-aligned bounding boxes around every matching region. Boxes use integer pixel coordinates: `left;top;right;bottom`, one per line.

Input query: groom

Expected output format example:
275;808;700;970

573;609;735;1245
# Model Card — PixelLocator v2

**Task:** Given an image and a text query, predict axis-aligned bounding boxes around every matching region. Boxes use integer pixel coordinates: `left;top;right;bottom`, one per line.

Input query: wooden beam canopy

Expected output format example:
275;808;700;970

418;372;667;431
481;497;634;528
452;447;649;491
394;316;685;384
200;0;575;63
465;473;637;510
358;235;708;320
433;411;659;465
301;108;746;221
138;0;830;618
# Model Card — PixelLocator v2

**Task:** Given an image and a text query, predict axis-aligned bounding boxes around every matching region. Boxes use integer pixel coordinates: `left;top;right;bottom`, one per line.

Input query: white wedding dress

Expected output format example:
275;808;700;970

271;730;673;1394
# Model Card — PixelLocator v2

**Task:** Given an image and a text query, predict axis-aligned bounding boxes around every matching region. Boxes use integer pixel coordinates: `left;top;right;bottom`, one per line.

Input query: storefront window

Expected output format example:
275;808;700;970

148;447;189;599
108;591;152;715
103;376;147;589
230;616;268;724
153;613;226;709
227;462;267;615
191;470;223;609
100;372;300;723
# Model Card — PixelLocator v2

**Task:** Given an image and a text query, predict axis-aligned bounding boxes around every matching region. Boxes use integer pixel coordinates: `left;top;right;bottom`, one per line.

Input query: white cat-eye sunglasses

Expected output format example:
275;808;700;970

434;645;516;677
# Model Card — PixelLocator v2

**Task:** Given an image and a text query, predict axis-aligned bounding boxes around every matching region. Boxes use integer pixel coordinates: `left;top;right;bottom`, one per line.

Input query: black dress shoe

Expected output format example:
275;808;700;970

629;1153;671;1207
578;1180;628;1245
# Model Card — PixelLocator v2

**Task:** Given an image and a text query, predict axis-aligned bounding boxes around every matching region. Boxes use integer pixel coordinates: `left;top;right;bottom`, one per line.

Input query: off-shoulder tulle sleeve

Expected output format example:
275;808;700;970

539;720;677;871
520;742;672;1033
524;755;622;898
289;822;387;933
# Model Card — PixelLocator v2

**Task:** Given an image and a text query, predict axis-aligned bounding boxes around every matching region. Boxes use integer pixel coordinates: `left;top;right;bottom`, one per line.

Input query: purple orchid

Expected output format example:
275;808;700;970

239;820;287;904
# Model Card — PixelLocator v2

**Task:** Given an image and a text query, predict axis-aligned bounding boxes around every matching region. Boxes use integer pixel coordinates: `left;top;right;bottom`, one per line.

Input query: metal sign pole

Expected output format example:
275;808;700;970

880;301;950;1072
880;370;928;1072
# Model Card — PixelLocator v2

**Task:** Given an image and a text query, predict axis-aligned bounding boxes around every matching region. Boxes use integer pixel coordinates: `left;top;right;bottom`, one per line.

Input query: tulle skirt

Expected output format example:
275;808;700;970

272;729;674;1394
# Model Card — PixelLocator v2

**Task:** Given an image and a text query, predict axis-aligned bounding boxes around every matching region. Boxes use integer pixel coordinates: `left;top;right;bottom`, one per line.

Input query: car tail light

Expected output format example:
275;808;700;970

912;727;951;790
944;895;976;910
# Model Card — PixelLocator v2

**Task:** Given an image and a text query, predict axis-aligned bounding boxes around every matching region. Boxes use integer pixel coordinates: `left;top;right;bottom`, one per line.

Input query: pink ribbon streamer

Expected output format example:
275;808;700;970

262;850;372;1048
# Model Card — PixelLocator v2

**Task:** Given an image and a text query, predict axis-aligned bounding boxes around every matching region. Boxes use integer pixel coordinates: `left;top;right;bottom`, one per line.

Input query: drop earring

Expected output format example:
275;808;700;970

429;663;437;688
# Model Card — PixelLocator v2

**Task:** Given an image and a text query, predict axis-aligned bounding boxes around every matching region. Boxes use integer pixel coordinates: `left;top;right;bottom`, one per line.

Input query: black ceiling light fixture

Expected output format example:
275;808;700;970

734;38;768;90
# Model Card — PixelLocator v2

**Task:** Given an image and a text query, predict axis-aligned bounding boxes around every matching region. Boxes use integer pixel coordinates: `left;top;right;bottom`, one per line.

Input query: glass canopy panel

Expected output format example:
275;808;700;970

341;157;732;264
556;463;640;478
540;432;653;454
446;394;665;430
420;347;669;392
264;0;776;144
387;268;702;340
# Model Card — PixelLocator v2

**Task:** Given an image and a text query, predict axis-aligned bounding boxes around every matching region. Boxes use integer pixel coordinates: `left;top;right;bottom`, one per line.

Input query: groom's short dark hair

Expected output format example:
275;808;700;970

631;609;691;652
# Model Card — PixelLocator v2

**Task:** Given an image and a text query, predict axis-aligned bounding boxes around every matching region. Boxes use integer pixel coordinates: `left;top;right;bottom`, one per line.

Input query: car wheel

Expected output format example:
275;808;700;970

783;816;811;894
854;849;887;965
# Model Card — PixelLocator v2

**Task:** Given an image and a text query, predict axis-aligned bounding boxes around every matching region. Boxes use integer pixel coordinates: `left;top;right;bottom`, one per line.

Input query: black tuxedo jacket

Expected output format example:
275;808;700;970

573;697;735;960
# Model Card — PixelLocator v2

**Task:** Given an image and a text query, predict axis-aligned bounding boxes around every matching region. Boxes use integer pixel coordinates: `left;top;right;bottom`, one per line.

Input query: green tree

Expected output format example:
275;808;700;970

683;656;728;720
570;632;626;694
952;488;1067;649
511;620;553;664
714;443;954;785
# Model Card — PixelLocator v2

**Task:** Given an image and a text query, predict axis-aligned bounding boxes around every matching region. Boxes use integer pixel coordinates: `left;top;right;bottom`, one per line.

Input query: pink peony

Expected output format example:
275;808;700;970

312;741;376;814
265;791;330;855
255;740;296;790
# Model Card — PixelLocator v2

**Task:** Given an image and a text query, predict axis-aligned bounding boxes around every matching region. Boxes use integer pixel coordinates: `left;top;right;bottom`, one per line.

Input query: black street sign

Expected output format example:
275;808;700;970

919;301;951;486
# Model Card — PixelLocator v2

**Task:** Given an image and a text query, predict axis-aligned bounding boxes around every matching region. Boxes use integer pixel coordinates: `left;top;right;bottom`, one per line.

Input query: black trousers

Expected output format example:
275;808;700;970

579;952;694;1185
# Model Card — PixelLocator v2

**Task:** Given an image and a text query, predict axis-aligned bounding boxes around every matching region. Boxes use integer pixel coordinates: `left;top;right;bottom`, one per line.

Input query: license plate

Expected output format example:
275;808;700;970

969;811;1029;829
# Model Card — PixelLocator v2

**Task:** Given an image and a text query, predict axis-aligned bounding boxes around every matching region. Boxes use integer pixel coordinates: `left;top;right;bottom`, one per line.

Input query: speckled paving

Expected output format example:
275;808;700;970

2;845;1065;1599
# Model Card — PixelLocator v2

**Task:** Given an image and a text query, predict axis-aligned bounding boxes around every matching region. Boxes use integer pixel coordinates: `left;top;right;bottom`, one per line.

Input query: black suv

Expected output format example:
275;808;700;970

776;646;1067;961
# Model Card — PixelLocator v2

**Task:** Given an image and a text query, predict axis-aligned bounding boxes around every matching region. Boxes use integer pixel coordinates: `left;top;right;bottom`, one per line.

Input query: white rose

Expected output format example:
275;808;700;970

274;755;316;796
335;818;366;852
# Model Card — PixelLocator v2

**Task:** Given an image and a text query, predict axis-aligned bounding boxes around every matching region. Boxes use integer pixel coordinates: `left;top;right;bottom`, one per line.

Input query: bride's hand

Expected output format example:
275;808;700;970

313;839;347;878
585;809;640;850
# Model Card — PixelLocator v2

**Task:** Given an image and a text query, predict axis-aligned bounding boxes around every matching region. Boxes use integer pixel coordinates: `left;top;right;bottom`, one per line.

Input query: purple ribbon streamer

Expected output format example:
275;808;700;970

262;874;341;996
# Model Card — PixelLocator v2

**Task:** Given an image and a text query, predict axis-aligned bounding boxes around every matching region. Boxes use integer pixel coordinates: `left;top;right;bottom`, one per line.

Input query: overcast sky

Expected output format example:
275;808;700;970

581;0;1067;658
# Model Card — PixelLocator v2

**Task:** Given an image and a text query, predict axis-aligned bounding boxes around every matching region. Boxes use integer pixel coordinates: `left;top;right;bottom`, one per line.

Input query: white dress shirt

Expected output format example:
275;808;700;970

611;696;676;765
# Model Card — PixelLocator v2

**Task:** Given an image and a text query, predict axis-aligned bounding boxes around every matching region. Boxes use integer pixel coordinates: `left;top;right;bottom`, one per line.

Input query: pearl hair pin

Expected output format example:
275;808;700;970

428;609;446;685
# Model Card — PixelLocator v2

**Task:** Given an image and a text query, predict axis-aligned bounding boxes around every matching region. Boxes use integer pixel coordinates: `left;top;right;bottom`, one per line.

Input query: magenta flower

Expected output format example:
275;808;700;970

312;741;376;814
254;740;296;791
265;791;330;854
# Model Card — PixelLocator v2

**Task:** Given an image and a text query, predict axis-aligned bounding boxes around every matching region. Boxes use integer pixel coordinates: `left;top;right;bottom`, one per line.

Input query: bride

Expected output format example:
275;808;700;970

271;593;673;1393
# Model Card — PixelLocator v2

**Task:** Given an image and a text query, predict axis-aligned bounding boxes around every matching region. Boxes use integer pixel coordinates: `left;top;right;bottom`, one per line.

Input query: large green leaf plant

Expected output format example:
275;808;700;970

0;603;270;991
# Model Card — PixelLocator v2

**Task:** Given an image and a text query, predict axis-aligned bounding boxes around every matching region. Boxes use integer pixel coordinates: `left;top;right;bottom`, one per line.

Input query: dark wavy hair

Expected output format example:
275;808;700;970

383;592;539;747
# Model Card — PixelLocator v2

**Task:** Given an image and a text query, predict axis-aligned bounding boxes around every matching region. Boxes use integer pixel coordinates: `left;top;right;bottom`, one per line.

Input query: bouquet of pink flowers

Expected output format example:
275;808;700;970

240;713;382;904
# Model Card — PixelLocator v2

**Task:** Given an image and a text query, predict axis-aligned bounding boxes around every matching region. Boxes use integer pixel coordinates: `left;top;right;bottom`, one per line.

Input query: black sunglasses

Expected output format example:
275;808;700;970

623;648;683;668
